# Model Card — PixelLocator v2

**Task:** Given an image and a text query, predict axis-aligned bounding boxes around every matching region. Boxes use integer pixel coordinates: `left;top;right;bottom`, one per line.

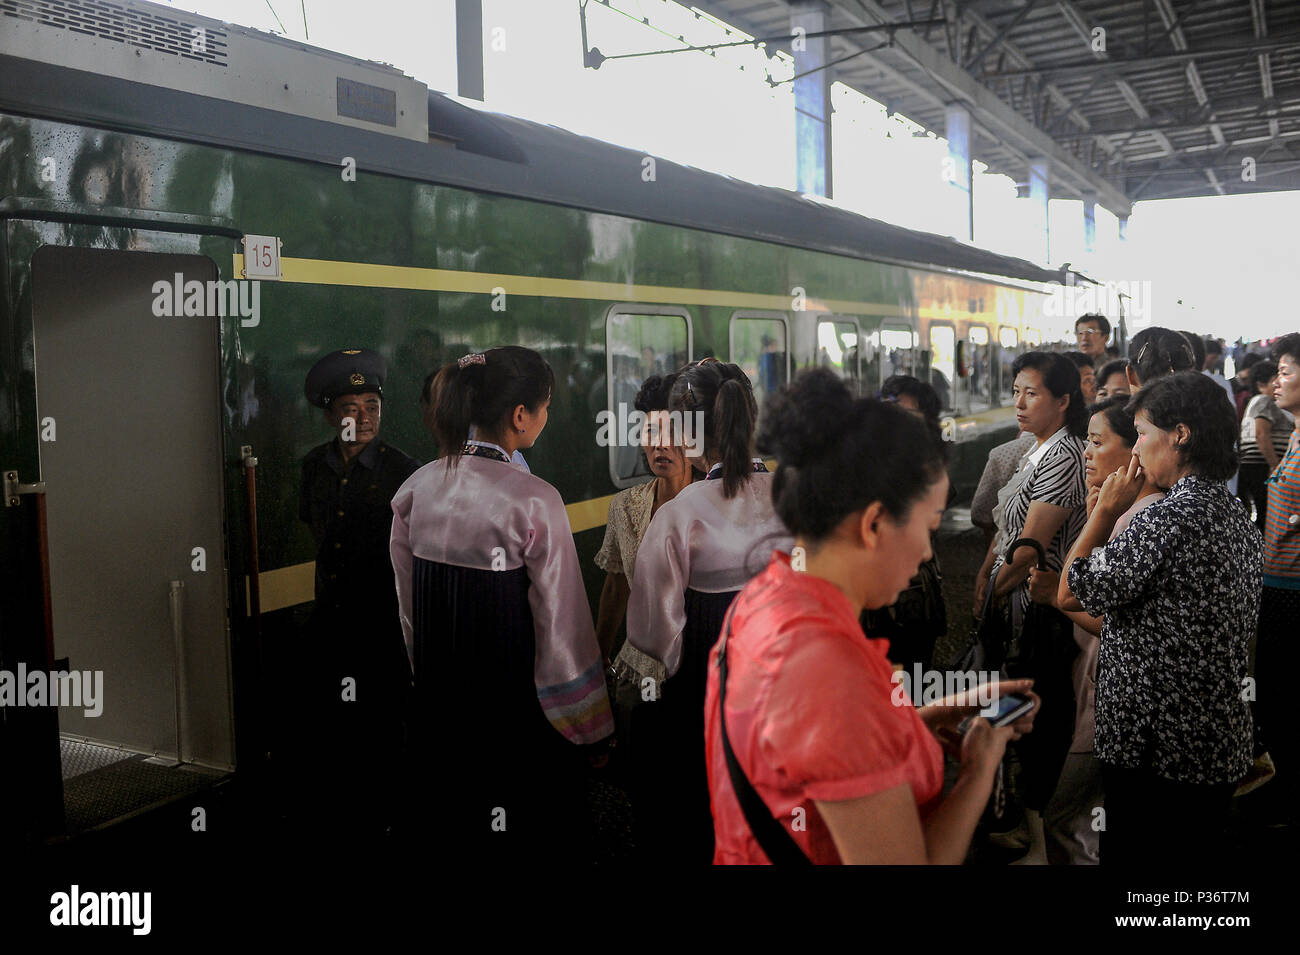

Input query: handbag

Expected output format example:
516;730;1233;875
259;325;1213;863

953;537;1045;674
716;601;811;866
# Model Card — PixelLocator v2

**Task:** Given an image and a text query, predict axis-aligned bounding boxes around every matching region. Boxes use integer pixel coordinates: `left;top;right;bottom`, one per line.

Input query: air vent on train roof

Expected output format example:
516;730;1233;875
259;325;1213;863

2;0;228;65
0;0;430;142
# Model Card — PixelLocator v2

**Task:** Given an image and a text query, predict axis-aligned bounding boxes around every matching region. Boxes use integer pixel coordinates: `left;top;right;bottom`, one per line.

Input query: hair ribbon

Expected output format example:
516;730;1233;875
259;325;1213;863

458;353;486;368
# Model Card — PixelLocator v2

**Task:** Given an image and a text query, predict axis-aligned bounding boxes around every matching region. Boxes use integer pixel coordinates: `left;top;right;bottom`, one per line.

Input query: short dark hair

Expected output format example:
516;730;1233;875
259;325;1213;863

1205;338;1223;357
1088;395;1138;447
1270;333;1300;365
1251;360;1278;390
1129;326;1196;384
1128;372;1237;482
1239;352;1264;370
758;369;947;541
1097;358;1130;387
1076;313;1111;338
634;373;677;413
1064;351;1094;372
1010;351;1088;437
880;375;942;431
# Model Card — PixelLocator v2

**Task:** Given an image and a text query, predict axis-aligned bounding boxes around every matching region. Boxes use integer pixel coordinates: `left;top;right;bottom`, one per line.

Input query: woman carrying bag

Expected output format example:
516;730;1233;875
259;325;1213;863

706;369;1038;865
971;351;1088;863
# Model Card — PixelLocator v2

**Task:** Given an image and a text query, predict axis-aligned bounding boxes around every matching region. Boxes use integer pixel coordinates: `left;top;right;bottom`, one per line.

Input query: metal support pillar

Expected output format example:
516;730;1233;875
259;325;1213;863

1028;156;1051;264
945;103;973;242
1083;190;1096;255
456;0;484;101
792;0;832;197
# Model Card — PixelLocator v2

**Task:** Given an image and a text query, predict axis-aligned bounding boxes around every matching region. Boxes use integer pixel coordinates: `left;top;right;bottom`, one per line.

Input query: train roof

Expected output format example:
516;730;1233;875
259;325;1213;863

431;93;1066;287
0;0;1066;287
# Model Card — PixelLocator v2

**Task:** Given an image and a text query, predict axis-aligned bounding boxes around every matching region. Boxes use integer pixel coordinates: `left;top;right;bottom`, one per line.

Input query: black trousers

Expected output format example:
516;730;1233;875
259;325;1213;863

1237;461;1270;529
1256;586;1300;815
1100;763;1235;866
1007;608;1078;812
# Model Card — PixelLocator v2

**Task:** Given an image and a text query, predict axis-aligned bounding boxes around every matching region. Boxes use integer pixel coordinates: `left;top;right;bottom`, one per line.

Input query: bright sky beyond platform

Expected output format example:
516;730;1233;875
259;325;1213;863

167;0;1299;343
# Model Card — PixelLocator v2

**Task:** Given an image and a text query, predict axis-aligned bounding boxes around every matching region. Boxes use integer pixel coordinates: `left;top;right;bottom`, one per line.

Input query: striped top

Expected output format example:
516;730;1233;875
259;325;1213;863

1240;394;1294;464
990;426;1088;622
1264;434;1300;589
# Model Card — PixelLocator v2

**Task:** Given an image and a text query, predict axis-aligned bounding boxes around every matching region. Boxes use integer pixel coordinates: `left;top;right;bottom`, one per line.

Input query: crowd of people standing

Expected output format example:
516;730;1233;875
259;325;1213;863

294;312;1298;865
967;317;1299;865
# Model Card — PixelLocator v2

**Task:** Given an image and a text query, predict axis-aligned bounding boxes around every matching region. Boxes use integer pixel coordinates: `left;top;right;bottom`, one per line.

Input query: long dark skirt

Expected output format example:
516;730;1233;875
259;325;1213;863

294;603;412;837
409;557;589;862
630;588;736;865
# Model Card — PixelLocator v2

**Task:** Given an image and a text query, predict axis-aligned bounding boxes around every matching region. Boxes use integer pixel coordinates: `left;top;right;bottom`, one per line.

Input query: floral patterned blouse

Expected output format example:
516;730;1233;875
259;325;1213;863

1067;475;1262;785
595;479;657;582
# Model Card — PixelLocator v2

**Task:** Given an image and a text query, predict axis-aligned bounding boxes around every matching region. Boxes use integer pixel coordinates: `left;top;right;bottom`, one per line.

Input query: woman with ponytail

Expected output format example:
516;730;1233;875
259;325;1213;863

612;357;792;861
706;368;1037;864
390;345;612;859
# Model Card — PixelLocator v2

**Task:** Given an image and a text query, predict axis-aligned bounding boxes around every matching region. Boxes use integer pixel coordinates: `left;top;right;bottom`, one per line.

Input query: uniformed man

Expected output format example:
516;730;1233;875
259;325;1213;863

299;348;420;835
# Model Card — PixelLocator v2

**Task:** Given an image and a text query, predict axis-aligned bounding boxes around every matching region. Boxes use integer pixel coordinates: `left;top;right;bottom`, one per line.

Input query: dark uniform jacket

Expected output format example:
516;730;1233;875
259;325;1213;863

297;436;420;830
299;438;420;680
300;438;420;613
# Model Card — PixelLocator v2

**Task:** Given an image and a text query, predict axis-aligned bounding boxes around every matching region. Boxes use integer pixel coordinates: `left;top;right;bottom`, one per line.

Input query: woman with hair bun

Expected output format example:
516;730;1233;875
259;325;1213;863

593;372;696;662
390;345;612;859
1125;326;1197;390
706;368;1038;864
613;357;792;861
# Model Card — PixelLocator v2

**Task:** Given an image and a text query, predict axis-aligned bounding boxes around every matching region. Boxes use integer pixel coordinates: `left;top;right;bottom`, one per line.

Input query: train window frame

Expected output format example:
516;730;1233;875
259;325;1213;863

729;310;790;405
927;321;958;413
880;321;919;389
815;315;863;389
604;303;693;491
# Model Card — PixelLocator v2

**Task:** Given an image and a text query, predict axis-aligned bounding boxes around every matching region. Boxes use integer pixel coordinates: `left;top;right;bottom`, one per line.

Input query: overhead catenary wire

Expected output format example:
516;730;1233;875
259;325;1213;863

580;0;944;86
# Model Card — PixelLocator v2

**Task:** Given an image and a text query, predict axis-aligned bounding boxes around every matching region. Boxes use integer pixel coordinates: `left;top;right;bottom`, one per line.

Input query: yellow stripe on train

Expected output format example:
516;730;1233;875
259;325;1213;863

248;410;1015;615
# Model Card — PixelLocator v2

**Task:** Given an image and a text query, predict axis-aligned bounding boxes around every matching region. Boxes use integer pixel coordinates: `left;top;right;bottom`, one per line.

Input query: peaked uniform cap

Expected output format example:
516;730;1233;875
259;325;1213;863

305;348;387;408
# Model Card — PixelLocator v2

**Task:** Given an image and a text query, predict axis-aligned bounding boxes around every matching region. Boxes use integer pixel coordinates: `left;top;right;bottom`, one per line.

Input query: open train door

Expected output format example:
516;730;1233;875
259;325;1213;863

9;243;237;837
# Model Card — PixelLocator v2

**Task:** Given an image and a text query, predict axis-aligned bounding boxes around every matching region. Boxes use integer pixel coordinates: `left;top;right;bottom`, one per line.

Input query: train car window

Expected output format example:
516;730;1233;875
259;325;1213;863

968;324;993;412
730;312;789;413
605;305;692;488
881;325;918;383
928;324;956;413
814;319;862;393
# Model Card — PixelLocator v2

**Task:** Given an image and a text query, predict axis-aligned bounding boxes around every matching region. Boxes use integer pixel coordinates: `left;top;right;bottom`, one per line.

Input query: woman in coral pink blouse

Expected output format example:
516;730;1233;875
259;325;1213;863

705;369;1038;864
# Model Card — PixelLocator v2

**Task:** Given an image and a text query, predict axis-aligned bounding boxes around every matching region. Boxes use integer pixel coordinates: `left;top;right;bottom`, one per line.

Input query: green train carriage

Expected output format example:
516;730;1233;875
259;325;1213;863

0;0;1069;838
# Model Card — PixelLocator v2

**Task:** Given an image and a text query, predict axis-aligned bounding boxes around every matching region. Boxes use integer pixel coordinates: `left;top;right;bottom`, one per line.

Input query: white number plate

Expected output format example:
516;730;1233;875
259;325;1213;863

242;235;282;280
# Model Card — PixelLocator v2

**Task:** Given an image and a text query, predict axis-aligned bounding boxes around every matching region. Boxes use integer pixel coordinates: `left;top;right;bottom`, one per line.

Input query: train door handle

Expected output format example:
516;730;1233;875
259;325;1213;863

2;469;46;507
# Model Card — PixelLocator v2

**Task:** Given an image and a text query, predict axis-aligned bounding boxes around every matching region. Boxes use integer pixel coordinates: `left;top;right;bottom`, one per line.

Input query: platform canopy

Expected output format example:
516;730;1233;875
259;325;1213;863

690;0;1300;208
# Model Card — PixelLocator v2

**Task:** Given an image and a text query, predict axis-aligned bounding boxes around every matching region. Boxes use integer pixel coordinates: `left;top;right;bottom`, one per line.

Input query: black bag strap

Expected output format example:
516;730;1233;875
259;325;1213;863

716;599;812;866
